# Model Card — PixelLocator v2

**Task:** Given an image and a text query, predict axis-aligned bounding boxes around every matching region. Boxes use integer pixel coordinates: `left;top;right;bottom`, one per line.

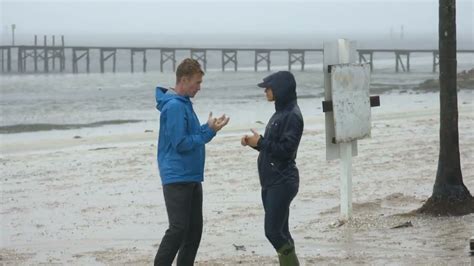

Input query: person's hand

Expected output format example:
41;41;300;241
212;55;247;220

216;115;230;131
216;114;227;124
246;129;260;147
207;112;217;128
208;112;230;132
240;135;248;146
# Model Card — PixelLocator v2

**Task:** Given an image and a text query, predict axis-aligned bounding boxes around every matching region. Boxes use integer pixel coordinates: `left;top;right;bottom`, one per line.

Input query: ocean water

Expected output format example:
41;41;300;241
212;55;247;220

0;54;473;143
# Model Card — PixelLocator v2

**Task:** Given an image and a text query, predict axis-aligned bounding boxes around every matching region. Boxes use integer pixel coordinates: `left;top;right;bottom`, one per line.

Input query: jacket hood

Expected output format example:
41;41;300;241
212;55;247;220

155;86;188;111
258;71;297;111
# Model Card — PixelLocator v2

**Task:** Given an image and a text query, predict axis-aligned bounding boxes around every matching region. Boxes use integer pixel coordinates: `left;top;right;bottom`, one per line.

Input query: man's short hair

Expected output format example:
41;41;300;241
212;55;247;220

176;58;204;83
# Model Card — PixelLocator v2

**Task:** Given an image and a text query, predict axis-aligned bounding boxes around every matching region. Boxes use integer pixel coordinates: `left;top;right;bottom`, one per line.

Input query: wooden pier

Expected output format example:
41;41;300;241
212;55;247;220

1;41;473;74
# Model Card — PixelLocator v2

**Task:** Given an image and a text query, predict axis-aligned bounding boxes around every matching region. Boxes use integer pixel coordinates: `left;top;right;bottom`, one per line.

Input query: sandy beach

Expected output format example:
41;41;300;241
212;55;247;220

1;88;473;265
2;0;474;263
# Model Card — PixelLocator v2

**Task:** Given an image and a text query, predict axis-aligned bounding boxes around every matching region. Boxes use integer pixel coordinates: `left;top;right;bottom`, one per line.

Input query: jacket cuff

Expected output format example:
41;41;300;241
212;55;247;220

202;124;217;142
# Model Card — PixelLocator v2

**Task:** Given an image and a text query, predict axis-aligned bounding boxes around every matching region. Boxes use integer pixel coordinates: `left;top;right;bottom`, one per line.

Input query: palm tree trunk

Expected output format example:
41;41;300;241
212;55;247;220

418;0;473;216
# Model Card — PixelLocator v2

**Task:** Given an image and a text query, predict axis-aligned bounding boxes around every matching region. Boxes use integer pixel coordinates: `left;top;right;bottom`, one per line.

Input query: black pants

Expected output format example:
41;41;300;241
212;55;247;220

261;182;299;250
155;182;203;266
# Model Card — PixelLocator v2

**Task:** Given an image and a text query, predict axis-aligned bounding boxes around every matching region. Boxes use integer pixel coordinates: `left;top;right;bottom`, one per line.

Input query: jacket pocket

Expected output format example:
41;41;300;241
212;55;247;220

181;147;204;176
162;155;185;174
269;160;288;179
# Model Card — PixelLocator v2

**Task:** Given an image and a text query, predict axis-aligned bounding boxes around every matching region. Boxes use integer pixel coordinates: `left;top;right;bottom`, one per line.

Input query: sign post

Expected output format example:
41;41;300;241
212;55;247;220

322;39;379;220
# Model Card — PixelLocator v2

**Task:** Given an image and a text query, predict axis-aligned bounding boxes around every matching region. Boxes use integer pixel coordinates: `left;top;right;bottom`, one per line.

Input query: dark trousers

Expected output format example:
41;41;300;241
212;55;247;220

155;182;203;266
261;182;299;250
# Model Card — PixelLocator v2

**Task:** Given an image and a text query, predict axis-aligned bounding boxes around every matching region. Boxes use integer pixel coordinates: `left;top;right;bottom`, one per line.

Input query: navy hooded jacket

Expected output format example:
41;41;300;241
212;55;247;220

255;71;304;188
155;87;216;185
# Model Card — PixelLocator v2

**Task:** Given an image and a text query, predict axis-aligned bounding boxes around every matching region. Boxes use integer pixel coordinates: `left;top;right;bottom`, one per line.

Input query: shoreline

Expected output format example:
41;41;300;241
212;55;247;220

2;100;472;156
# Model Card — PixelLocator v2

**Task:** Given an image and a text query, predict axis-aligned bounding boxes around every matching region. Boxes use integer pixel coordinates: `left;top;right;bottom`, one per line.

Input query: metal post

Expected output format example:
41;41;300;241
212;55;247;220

60;35;65;72
34;35;38;72
100;49;104;73
407;53;410;72
288;50;291;71
52;35;56;70
221;50;224;72
44;35;49;73
113;50;116;73
172;51;176;71
395;52;399;72
7;47;11;72
131;49;134;73
72;48;77;73
86;49;90;73
254;51;258;72
143;50;147;73
369;52;374;72
17;47;22;73
11;24;15;45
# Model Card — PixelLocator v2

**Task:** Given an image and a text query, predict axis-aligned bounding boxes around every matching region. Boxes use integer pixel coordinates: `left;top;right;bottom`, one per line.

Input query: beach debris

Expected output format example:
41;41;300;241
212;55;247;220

416;68;474;91
232;244;246;251
144;129;154;133
330;219;346;228
89;147;117;151
391;221;413;229
255;121;264;125
73;136;82;139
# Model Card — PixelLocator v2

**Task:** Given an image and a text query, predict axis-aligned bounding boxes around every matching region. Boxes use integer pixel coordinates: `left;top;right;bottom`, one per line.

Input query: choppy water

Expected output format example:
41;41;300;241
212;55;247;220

0;54;473;138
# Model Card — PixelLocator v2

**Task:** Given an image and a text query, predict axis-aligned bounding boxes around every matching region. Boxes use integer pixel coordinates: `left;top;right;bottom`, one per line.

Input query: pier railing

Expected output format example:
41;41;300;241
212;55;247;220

1;44;473;74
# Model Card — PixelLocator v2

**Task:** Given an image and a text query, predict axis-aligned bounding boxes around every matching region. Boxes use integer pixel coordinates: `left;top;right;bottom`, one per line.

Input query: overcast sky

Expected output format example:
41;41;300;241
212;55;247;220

0;0;472;46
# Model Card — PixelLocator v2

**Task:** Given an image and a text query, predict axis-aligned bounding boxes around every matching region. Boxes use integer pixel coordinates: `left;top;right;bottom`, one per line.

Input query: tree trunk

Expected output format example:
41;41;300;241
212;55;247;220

418;0;474;216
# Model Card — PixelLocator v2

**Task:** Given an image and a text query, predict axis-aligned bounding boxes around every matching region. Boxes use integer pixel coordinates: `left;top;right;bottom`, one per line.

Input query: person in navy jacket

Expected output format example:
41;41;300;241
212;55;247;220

155;58;229;266
242;71;303;266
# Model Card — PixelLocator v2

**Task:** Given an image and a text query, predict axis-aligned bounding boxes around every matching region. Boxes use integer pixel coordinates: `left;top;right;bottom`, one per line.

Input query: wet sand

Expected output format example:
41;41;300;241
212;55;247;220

1;93;473;265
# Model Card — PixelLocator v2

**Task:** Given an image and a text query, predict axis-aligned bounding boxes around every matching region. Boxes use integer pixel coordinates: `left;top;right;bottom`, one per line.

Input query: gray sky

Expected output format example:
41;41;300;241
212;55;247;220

1;0;473;47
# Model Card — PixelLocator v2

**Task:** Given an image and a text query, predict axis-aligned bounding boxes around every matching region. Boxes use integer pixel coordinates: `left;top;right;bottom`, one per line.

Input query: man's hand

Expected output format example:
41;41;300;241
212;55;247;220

215;114;228;124
208;112;230;132
207;112;216;128
245;129;260;148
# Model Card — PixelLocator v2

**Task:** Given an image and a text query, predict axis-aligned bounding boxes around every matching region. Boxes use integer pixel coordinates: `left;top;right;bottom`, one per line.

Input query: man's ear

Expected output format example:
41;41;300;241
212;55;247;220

177;76;185;85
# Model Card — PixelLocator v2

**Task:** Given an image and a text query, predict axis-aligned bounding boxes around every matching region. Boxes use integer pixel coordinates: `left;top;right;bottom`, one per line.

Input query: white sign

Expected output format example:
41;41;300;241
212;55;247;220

330;63;371;143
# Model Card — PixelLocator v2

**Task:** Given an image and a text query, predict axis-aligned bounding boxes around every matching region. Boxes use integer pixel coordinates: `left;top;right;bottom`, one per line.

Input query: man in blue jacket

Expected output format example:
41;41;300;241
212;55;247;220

154;58;229;266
